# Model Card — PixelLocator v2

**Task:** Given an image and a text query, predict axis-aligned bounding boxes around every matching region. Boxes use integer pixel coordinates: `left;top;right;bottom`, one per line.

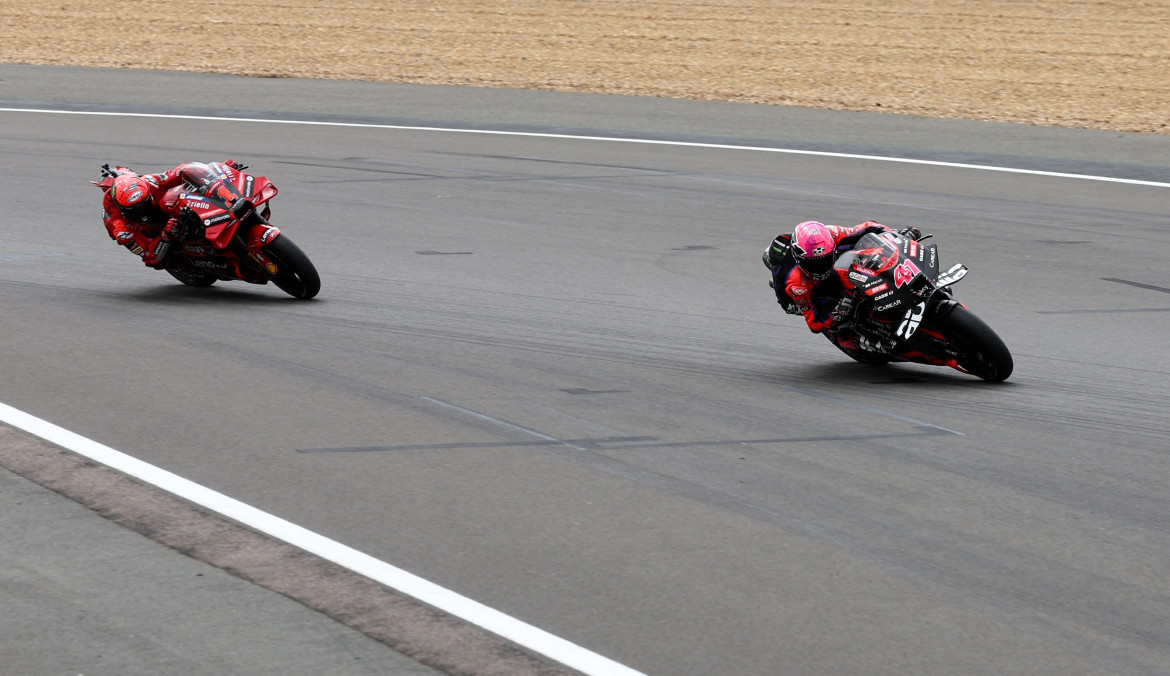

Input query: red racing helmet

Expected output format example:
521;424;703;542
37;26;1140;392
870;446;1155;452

110;174;153;223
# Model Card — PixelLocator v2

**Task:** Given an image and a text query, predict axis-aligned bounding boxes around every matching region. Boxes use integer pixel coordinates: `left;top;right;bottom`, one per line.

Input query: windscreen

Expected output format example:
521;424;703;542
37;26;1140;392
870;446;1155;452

836;232;899;275
179;162;221;192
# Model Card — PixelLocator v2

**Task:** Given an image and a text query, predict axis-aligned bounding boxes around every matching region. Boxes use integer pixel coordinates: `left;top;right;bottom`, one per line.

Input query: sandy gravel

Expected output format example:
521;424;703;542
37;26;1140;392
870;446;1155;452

2;0;1167;134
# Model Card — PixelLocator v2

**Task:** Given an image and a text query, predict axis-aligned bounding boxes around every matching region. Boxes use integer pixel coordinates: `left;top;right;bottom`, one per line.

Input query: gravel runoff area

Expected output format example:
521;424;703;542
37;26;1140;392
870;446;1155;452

1;0;1167;134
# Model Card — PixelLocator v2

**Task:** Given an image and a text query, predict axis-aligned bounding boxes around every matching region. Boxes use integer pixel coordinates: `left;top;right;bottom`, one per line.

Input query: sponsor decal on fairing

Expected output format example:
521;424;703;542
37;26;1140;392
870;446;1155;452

897;302;927;339
192;259;229;269
181;195;212;210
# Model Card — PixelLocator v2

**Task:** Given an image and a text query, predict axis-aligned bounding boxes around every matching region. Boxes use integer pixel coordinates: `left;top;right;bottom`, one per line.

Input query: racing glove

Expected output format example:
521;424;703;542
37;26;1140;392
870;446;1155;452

160;218;185;242
826;297;856;334
897;226;923;241
142;237;171;269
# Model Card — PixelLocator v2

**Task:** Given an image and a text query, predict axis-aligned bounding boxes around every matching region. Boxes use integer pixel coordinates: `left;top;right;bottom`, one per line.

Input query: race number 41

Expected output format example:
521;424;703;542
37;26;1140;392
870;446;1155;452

893;260;921;288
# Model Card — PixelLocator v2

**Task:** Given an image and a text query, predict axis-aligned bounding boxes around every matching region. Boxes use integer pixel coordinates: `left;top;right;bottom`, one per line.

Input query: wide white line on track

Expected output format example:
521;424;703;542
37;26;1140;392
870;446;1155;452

0;401;647;676
3;106;1169;189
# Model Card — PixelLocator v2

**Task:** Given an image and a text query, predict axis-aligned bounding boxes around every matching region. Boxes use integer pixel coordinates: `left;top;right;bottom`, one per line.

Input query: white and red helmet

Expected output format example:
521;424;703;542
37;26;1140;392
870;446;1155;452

791;220;837;280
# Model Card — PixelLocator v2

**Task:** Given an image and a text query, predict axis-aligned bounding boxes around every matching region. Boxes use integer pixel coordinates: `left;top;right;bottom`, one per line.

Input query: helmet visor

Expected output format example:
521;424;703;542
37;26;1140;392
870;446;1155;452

120;198;151;222
798;253;835;278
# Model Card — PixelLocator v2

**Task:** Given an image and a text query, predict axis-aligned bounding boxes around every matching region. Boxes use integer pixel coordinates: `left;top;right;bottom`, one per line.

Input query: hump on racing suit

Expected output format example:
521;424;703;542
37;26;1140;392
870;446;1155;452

763;233;802;314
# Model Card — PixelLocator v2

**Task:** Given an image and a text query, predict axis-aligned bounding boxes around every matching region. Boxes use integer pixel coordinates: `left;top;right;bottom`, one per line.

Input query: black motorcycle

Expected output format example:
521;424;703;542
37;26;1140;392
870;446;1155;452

772;229;1013;382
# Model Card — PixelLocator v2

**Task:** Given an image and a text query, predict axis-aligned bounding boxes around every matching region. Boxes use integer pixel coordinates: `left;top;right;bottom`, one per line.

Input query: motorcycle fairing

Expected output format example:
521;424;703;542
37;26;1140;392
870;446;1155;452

246;223;281;251
164;164;284;281
936;263;969;287
162;186;238;249
827;230;979;369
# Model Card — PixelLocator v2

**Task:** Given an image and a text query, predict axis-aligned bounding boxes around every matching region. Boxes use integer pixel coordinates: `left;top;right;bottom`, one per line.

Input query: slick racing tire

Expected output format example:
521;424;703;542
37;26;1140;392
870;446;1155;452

262;235;321;299
938;306;1013;382
166;268;217;288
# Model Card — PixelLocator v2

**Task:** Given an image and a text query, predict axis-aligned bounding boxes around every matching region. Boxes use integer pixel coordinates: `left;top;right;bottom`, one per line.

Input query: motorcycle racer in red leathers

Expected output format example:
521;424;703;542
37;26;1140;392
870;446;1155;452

100;160;244;268
763;219;923;353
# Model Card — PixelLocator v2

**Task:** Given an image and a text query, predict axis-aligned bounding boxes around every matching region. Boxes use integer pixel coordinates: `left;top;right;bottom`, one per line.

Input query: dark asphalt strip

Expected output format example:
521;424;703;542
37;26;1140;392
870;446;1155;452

0;426;576;676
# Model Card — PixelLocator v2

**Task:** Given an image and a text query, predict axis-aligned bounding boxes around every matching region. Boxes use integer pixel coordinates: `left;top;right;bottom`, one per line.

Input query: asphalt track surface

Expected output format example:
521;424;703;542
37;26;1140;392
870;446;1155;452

3;65;1170;675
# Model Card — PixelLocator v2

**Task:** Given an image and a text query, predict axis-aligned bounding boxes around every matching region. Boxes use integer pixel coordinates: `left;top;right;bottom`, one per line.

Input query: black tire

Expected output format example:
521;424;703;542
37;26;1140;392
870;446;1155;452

937;305;1013;382
166;268;217;287
263;235;320;299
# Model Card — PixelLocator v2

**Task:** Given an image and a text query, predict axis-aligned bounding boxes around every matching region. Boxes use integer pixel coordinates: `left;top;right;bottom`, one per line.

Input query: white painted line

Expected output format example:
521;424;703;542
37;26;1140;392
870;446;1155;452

3;106;1168;188
0;401;646;676
784;385;964;436
420;396;590;451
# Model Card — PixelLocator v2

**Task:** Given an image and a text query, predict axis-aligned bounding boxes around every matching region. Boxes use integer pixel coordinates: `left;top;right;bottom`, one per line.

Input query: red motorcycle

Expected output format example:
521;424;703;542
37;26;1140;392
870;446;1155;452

93;162;320;299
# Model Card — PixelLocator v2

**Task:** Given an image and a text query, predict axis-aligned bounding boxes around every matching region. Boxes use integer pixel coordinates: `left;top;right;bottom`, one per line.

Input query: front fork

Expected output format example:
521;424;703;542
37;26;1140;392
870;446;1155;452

226;213;281;279
904;292;967;365
927;291;963;321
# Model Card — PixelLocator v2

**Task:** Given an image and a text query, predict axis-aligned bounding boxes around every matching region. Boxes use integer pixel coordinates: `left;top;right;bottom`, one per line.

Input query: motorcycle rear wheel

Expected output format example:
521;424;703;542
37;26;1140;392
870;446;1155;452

937;306;1013;382
166;268;217;288
263;235;320;299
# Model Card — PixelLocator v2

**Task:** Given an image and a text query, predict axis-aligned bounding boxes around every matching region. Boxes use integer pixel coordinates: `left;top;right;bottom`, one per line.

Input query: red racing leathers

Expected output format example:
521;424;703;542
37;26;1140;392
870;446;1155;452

102;162;236;268
781;221;893;337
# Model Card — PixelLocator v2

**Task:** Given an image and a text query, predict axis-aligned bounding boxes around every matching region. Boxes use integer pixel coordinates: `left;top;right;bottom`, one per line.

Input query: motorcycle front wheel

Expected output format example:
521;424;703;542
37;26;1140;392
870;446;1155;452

937;306;1013;382
263;235;320;299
